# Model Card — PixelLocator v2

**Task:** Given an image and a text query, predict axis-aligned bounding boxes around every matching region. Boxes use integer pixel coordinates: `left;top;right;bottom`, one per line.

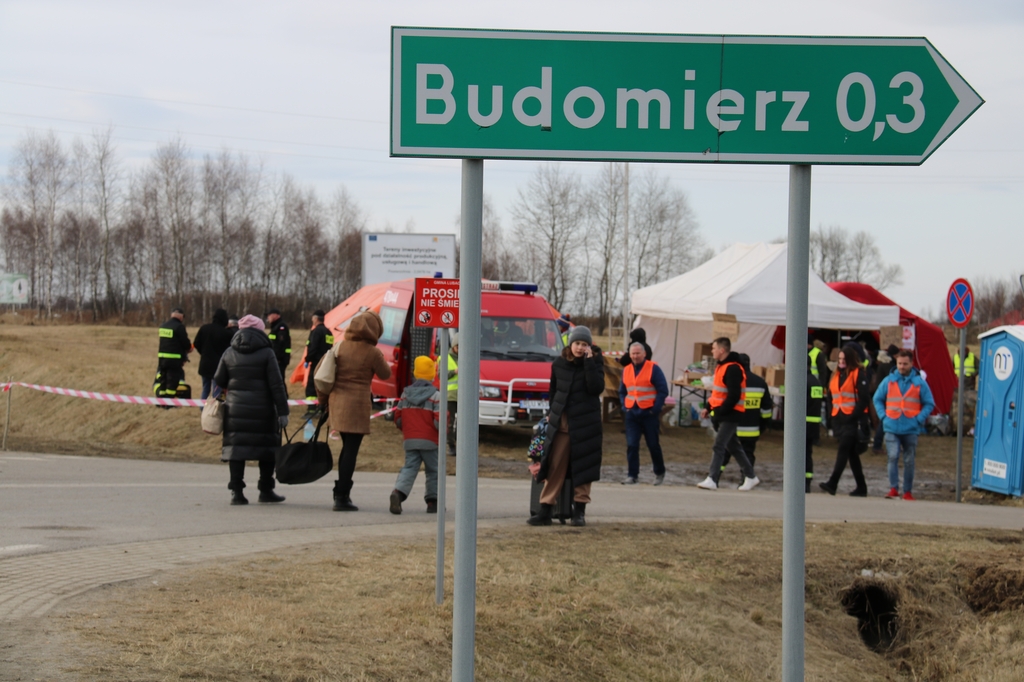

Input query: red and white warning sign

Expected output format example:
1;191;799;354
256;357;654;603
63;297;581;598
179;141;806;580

414;277;460;328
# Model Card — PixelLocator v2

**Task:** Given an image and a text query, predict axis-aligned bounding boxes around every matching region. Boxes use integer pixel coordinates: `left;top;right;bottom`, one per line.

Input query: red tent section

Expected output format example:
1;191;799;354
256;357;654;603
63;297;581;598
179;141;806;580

829;282;956;415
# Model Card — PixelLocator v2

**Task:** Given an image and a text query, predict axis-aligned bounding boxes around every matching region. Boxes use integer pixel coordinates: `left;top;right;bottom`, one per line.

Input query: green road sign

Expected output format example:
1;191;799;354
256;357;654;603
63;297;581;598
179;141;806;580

391;28;982;165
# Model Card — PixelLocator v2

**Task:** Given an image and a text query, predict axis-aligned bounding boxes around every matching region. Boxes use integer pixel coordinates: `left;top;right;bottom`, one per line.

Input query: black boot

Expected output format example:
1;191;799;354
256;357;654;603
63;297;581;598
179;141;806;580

333;480;358;512
570;502;587;527
228;481;248;506
389;489;405;515
527;503;553;526
257;478;285;504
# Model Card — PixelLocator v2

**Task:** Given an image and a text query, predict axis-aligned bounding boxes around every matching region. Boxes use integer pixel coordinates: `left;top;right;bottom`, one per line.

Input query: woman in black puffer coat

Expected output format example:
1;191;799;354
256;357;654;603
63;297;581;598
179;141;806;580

214;315;290;505
529;325;605;527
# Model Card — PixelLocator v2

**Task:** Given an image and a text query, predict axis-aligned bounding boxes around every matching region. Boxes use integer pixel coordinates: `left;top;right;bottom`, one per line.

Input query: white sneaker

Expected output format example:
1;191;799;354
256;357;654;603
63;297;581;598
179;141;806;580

738;476;761;491
696;476;718;490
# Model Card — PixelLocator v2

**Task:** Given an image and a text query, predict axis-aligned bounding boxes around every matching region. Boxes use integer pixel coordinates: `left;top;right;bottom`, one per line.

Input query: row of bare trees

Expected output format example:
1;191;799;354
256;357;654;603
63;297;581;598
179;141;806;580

967;277;1024;328
809;224;904;290
483;163;713;333
1;130;366;324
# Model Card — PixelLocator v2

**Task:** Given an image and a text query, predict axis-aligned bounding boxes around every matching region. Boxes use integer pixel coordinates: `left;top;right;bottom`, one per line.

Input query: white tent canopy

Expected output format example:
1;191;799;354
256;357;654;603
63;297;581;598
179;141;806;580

631;242;900;376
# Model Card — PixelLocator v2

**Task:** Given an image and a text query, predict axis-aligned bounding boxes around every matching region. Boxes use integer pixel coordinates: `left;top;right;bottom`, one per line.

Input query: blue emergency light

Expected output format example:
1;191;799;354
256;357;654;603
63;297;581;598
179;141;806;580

482;281;538;293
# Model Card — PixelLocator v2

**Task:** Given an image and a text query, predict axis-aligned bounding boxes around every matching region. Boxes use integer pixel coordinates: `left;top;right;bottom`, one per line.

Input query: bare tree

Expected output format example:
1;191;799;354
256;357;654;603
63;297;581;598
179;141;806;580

584;163;626;332
4;133;45;307
88;128;121;313
281;176;328;316
327;185;366;303
629;168;709;291
809;224;904;290
5;131;71;316
974;277;1010;326
151;139;197;307
479;194;525;283
510;165;584;310
37;132;71;318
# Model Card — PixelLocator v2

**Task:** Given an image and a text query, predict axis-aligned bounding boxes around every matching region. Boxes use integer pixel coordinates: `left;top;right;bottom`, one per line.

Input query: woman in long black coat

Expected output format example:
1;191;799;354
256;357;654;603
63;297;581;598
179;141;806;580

214;315;290;505
528;325;604;527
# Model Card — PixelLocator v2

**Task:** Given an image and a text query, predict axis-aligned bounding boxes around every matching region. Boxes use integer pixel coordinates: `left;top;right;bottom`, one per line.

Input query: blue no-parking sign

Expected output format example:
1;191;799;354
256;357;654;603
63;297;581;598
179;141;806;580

947;278;974;328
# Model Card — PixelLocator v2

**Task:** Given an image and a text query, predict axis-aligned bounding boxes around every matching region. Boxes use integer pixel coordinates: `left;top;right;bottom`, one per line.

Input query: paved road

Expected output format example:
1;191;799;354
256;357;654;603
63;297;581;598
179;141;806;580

2;451;1021;622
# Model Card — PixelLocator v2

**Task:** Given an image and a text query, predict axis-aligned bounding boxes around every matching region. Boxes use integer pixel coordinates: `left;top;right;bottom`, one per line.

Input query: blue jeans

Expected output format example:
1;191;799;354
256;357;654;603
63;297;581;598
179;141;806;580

624;408;666;479
394;447;438;501
200;376;221;401
885;432;917;493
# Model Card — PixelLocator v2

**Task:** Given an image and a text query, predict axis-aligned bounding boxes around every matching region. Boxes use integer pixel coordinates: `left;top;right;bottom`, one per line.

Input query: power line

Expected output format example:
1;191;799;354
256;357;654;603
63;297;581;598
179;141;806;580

0;78;387;125
0;110;386;154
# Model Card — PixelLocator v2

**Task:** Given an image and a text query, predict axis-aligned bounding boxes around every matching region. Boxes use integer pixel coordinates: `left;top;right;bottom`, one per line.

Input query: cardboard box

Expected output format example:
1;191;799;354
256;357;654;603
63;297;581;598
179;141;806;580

677;369;708;386
765;365;786;388
880;325;904;352
711;312;740;343
751;365;767;379
829;347;840;362
693;342;713;364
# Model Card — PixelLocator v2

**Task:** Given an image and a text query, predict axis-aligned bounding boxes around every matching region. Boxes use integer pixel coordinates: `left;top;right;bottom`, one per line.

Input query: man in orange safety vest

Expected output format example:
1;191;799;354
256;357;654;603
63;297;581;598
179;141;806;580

696;337;760;492
872;349;935;501
618;342;669;485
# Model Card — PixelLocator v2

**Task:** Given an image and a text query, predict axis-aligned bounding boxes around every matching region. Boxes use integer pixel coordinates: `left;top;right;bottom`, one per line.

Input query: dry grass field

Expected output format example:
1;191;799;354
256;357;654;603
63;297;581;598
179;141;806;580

4;321;1024;680
29;521;1024;681
0;319;1017;504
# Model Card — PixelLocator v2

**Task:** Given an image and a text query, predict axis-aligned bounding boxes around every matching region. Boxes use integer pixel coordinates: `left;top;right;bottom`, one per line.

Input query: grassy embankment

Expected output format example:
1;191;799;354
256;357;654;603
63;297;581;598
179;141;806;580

44;520;1024;681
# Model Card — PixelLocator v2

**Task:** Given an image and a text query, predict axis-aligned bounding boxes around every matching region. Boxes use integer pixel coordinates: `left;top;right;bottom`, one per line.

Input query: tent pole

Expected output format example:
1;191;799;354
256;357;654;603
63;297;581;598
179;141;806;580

671;320;680;424
670;319;679;380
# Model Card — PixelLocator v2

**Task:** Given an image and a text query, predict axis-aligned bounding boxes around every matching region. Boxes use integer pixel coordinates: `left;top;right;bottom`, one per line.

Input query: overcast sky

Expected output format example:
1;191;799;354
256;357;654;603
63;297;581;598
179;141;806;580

1;0;1020;318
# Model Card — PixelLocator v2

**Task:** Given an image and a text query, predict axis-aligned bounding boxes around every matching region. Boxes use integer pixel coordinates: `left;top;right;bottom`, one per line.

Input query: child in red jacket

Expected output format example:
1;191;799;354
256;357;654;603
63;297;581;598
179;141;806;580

390;356;441;514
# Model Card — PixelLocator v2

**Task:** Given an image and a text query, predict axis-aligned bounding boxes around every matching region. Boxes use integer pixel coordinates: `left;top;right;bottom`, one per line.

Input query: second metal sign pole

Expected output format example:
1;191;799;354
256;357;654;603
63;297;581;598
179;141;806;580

782;164;811;682
956;327;966;503
436;327;448;604
452;158;483;682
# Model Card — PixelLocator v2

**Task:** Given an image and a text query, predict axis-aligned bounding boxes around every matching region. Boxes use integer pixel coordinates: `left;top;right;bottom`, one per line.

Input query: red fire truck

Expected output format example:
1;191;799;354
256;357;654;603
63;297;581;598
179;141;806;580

310;279;564;425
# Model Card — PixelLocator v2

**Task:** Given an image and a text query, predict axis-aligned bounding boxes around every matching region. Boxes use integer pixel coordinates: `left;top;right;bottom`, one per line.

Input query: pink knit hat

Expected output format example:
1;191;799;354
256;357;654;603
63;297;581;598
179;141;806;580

238;314;265;331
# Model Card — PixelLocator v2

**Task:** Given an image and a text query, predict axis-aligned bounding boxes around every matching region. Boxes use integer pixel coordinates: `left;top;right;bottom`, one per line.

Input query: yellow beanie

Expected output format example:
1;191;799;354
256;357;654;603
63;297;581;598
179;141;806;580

413;356;436;380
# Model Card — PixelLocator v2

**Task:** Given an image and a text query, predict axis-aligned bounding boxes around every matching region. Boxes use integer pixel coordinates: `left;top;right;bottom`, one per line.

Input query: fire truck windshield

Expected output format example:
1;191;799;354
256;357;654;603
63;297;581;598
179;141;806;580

478;317;562;360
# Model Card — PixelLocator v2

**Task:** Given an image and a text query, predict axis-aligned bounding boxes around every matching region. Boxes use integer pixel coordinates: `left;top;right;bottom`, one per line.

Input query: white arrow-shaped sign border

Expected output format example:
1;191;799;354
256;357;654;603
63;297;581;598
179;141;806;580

392;30;984;166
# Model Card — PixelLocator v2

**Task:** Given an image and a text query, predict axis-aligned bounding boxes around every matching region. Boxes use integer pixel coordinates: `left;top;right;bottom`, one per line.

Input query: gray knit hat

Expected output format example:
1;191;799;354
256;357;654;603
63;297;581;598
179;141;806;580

567;325;593;346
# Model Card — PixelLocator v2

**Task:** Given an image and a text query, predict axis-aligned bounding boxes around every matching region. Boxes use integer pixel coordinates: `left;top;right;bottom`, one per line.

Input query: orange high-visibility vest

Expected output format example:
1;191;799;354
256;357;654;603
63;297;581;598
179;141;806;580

885;379;922;419
830;368;860;416
709;361;746;413
623;360;657;409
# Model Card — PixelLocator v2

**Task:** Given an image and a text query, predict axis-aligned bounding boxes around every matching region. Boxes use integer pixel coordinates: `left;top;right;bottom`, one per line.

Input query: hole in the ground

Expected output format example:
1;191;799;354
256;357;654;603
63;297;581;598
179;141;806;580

840;580;900;652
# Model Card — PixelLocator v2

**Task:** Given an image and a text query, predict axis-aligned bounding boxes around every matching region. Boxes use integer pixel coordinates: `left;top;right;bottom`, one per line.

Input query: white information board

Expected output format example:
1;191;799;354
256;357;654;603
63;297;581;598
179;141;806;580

362;233;457;286
0;273;29;304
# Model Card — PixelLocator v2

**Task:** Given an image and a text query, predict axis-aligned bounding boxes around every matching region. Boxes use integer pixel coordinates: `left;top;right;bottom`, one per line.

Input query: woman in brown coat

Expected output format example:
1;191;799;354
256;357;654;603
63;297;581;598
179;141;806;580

316;310;391;511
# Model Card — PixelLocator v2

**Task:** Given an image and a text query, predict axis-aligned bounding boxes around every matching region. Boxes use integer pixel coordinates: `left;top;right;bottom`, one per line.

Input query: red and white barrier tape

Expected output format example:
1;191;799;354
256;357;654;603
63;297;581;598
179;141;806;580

0;381;317;409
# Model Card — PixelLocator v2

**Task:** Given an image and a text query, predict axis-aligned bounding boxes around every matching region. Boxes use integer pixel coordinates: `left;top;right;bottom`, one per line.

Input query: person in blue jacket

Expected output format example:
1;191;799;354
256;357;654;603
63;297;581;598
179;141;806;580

872;349;935;501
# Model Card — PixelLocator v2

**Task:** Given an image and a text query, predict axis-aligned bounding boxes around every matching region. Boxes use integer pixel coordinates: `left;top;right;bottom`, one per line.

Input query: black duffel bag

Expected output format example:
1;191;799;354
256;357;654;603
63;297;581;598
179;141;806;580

275;411;333;485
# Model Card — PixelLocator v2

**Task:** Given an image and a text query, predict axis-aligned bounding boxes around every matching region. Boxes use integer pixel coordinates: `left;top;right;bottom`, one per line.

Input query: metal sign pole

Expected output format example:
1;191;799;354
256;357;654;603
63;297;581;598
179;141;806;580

782;164;811;682
622;162;630;352
2;377;12;451
436;327;448;604
452;158;483;682
956;328;966;503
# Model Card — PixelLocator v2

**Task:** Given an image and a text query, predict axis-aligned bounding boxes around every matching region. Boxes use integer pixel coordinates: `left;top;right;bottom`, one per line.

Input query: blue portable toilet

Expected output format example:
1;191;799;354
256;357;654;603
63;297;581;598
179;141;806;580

971;325;1024;496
